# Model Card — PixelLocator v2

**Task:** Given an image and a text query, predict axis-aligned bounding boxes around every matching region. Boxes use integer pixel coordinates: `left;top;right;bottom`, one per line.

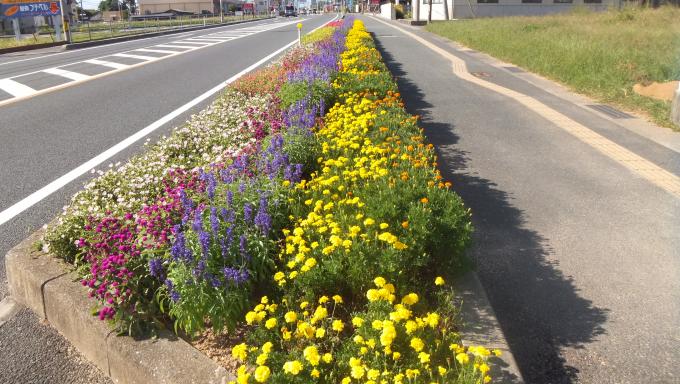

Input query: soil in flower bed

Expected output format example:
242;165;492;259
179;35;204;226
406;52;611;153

189;327;246;372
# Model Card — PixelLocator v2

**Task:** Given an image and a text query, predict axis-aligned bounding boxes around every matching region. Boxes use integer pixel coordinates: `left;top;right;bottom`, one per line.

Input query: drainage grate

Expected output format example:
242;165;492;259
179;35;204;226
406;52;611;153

587;104;634;119
503;66;524;73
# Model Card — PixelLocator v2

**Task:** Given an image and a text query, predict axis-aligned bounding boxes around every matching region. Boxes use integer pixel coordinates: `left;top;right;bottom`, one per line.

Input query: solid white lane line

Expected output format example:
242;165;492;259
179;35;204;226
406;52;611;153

154;44;199;50
112;53;159;61
43;67;90;81
136;48;183;54
0;78;36;98
0;15;338;228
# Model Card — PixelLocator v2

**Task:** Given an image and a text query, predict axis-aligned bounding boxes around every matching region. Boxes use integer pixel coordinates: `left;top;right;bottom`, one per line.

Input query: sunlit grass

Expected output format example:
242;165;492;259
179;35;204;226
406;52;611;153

426;6;680;130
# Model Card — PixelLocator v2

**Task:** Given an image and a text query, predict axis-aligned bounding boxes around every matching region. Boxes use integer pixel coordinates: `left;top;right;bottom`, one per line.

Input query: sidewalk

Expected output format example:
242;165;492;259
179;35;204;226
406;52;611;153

360;15;680;384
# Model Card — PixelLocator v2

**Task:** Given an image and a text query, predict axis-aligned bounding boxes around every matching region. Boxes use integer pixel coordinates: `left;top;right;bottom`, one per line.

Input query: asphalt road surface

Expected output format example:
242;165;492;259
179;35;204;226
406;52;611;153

0;14;334;383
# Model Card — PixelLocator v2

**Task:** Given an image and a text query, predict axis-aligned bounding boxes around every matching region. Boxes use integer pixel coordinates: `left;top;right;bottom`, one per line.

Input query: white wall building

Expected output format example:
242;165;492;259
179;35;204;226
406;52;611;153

412;0;615;20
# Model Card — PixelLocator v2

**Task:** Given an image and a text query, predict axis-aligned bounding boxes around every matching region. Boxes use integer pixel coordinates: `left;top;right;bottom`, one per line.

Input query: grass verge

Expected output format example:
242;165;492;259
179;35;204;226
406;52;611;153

425;6;680;131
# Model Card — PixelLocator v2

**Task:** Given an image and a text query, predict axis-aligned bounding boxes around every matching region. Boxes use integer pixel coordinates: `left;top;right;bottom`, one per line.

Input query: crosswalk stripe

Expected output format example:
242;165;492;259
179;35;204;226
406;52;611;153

42;67;90;81
155;44;199;50
112;53;158;61
136;48;182;54
172;40;212;45
83;59;129;70
0;78;36;98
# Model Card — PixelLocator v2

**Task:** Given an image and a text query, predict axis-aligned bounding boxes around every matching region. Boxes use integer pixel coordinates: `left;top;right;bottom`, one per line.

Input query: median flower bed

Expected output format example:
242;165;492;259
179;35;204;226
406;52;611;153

42;17;495;383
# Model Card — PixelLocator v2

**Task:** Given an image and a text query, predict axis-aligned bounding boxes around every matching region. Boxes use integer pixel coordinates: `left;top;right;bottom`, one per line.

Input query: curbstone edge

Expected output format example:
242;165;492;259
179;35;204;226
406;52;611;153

454;272;525;383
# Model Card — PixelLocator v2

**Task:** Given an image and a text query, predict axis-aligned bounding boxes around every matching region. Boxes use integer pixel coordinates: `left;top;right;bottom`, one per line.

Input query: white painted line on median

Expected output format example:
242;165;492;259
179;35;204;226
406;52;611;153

135;48;183;54
154;44;200;50
84;59;129;70
112;52;158;61
171;40;212;45
0;15;338;228
0;78;36;98
43;67;90;81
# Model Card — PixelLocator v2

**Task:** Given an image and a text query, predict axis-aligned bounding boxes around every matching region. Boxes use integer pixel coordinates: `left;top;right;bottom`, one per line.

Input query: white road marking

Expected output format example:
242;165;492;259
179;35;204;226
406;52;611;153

84;59;129;69
112;53;158;61
135;48;182;54
0;15;338;227
154;44;199;50
0;17;276;67
171;40;212;45
42;67;90;81
186;38;231;42
0;78;36;98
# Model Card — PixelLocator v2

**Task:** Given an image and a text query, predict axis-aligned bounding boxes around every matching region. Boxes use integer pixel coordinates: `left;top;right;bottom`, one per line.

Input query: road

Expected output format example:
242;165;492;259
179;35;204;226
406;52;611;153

0;14;334;383
361;16;680;384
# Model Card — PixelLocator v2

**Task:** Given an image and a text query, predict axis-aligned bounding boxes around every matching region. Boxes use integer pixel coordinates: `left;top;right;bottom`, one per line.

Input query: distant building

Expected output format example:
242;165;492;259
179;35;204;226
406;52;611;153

412;0;616;20
138;0;221;14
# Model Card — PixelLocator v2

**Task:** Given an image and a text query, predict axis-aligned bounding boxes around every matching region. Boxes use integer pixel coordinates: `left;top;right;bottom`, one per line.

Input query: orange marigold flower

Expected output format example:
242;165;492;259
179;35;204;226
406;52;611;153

420;197;429;204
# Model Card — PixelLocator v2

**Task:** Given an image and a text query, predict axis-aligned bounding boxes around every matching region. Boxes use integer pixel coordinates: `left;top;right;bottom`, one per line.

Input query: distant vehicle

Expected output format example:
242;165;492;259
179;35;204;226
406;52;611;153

300;8;307;15
284;5;297;17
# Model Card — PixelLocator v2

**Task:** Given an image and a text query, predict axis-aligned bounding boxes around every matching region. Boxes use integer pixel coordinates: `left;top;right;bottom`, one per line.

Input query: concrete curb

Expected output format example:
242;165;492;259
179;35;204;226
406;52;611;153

65;17;274;51
5;227;233;384
454;272;524;383
0;41;66;55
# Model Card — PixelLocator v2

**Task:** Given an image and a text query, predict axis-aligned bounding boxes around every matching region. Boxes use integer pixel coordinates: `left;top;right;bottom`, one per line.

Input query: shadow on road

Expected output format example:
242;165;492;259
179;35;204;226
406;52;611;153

373;34;609;384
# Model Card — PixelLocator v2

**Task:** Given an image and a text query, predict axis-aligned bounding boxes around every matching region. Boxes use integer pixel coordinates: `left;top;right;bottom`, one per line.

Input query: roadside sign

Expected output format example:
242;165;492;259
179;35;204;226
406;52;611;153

1;0;61;18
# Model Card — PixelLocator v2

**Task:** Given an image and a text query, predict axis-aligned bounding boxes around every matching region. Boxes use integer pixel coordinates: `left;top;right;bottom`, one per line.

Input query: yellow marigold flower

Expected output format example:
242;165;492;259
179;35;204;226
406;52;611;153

318;295;329;304
284;311;297;323
303;346;321;366
493;349;502;357
438;366;447;376
372;319;383;330
231;343;248;361
456;352;470;365
265;318;277;329
273;271;285;282
262;342;273;354
322;353;333;363
300;301;309;309
332;295;343;304
363;218;375;226
311;369;320;378
341;378;351;384
332;319;345;332
282;330;292;340
245;311;257;324
401;293;419;306
351;365;364;379
418;352;430;364
236;365;250;384
435;276;445;286
354;335;365;344
384;283;395;294
366;289;380;302
256;353;268;366
352;316;364;328
410;337;424;352
379;223;389;229
393;351;401;360
425;312;440;328
374;276;386;287
283;360;303;375
484;375;492;383
260;296;269;304
315;328;326;338
480;363;490;375
366;338;376;348
367;369;380;380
